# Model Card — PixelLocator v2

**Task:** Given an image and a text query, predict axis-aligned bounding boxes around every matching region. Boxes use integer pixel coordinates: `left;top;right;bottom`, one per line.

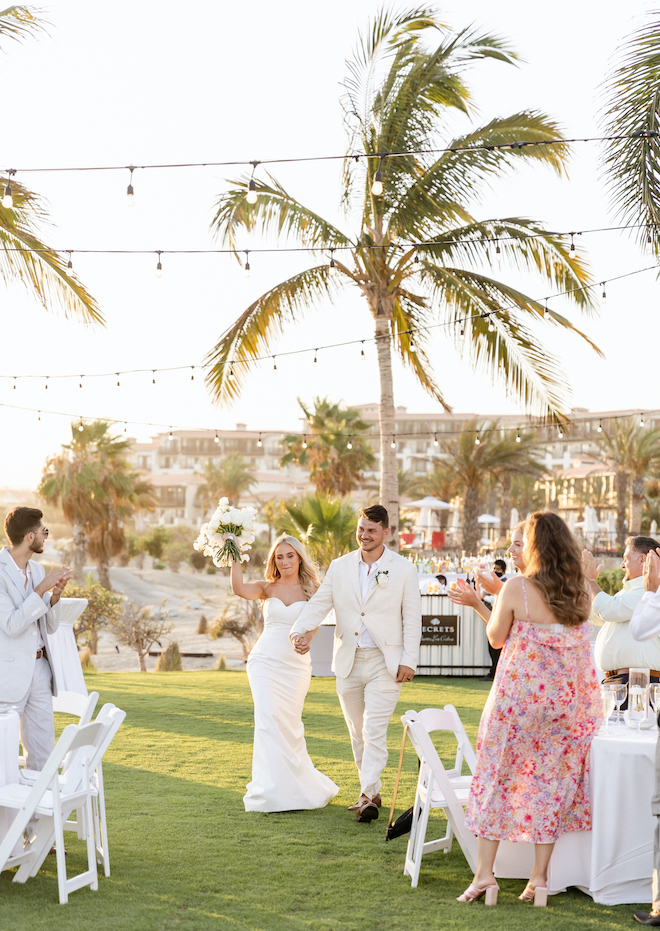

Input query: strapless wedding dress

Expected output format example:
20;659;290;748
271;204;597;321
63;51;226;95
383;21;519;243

244;598;339;812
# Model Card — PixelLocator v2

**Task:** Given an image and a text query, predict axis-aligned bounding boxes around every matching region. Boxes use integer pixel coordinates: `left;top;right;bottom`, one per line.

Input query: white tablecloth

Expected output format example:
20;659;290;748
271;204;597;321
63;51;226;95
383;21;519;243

0;711;20;851
47;598;88;696
548;724;657;904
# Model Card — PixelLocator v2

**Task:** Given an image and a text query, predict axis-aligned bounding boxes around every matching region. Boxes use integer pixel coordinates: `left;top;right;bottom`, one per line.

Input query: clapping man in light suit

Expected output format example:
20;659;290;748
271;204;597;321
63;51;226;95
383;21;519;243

0;507;71;770
291;505;422;823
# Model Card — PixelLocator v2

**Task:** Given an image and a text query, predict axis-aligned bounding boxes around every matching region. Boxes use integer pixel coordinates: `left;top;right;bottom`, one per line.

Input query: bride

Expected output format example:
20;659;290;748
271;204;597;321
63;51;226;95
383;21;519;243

229;532;339;812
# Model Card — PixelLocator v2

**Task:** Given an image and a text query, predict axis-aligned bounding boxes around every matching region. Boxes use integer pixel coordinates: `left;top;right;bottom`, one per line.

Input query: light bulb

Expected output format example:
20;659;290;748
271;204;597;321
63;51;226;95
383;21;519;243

569;237;576;259
78;420;84;433
558;427;564;439
640;415;646;427
67;252;73;273
190;367;195;382
347;439;353;450
257;434;263;447
228;362;234;379
516;431;521;443
244;251;250;278
372;171;383;196
391;438;396;449
302;435;307;449
475;434;480;446
413;251;419;268
156;253;163;278
79;376;83;389
45;377;48;390
152;371;156;385
433;435;439;447
647;232;653;254
12;378;16;390
360;343;365;361
488;319;495;333
459;327;465;340
116;374;120;388
601;284;607;305
597;421;602;433
495;243;502;262
214;432;219;444
126;183;134;205
313;350;318;366
273;357;277;372
329;250;336;276
409;333;416;352
246;178;257;204
544;302;550;320
2;182;12;209
169;428;173;440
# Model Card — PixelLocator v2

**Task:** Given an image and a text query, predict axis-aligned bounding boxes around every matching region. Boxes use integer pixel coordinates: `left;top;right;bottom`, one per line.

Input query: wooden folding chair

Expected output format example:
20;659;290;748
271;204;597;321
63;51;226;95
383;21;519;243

401;707;478;887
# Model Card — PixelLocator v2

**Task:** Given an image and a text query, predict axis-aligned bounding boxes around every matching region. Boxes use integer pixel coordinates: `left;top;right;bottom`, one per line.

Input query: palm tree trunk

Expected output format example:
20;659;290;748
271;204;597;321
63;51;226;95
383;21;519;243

97;560;111;591
73;525;86;584
462;484;480;553
630;475;646;535
374;313;399;550
615;469;628;546
500;475;512;535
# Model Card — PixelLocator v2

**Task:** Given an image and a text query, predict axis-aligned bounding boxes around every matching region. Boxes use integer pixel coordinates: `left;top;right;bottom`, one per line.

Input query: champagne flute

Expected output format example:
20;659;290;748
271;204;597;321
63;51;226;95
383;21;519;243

612;683;627;725
650;685;660;725
601;685;615;737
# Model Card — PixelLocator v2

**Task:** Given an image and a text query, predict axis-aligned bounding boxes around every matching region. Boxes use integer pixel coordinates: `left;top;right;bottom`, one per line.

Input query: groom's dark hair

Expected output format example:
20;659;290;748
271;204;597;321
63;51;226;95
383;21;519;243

359;505;389;528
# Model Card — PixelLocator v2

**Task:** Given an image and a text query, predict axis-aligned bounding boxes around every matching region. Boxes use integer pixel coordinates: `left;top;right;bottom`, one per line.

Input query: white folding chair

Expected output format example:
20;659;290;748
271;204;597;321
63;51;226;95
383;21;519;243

20;704;126;878
401;707;478;887
0;720;108;904
18;691;99;769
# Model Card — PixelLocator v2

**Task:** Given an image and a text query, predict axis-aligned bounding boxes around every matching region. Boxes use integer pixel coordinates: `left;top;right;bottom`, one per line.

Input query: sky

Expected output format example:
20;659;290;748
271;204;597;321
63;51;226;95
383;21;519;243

1;0;658;488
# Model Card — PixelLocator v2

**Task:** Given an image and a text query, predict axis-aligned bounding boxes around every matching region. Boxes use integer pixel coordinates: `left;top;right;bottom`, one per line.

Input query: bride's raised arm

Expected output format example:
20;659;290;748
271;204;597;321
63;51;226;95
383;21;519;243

225;535;267;600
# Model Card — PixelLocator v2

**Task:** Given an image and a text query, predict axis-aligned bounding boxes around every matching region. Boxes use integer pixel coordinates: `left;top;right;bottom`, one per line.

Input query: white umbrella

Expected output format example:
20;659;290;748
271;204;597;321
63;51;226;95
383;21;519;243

406;496;453;509
477;514;500;524
510;507;519;528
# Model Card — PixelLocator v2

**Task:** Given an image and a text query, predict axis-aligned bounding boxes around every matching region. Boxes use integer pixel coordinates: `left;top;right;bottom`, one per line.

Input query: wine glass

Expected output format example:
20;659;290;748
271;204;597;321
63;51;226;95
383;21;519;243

612;683;628;725
600;685;616;737
650;685;660;725
629;668;651;732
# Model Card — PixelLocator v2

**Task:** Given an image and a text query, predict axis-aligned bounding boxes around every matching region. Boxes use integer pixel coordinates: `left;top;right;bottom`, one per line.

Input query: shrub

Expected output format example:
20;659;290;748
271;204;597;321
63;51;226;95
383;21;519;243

155;640;183;672
79;646;97;673
190;550;208;571
197;614;208;635
154;561;165;570
597;568;625;595
205;565;217;575
163;539;192;572
215;654;227;670
62;573;123;653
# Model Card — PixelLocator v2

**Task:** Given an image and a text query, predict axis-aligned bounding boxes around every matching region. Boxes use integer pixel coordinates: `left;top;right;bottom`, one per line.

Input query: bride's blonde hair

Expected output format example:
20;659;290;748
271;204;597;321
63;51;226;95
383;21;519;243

264;533;320;601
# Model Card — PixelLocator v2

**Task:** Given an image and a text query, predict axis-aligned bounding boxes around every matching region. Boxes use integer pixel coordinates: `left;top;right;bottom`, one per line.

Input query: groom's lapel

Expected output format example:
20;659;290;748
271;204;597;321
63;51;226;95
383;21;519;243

361;548;394;608
349;551;362;604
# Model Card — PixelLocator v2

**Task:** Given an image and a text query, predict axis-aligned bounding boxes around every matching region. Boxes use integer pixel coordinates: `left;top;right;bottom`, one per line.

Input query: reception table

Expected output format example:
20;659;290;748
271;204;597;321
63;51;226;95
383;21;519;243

491;722;657;904
47;597;88;696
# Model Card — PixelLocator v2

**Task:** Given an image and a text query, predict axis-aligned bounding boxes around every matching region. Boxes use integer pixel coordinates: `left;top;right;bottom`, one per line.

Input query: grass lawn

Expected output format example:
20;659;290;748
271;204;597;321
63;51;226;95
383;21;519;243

0;672;643;930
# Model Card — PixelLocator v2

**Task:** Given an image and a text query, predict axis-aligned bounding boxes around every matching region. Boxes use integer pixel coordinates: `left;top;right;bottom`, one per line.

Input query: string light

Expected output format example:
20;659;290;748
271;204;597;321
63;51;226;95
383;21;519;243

152;371;156;385
360;342;365;361
597;420;603;432
558;426;564;438
246;161;259;204
516;430;521;443
44;377;48;390
79;376;83;389
495;243;502;262
116;373;120;388
459;326;465;340
647;231;653;254
168;427;173;440
601;282;607;305
78;418;84;432
475;433;480;445
257;433;262;447
228;362;234;378
640;414;646;427
433;434;439;447
313;349;318;365
2;170;14;209
123;422;127;434
190;366;195;382
347;437;353;449
544;301;550;320
214;431;219;443
391;437;396;448
67;251;73;273
272;356;277;372
37;411;40;422
329;249;336;276
126;166;135;206
244;250;250;278
156;252;163;278
488;317;495;332
413;248;420;269
302;435;307;449
371;156;384;196
569;235;576;259
409;331;416;352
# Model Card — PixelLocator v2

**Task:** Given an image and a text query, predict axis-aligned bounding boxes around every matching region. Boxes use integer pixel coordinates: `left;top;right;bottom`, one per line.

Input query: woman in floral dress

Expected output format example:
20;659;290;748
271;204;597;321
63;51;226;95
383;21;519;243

458;511;602;906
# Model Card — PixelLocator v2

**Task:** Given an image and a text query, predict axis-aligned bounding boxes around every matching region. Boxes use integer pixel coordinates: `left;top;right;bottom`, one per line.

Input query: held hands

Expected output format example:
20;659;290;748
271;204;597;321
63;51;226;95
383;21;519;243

474;569;503;596
396;665;415;683
292;632;313;655
644;549;660;593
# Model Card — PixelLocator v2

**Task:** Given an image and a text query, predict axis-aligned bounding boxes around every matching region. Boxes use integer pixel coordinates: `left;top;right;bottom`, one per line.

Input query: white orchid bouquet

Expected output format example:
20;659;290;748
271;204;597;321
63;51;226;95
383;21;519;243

193;497;258;567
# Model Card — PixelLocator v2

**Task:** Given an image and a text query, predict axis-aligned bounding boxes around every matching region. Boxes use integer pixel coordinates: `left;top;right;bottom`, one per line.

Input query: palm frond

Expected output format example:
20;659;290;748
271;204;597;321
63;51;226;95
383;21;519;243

601;10;660;248
204;265;347;405
0;180;103;323
391;291;450;409
211;171;352;256
0;5;46;45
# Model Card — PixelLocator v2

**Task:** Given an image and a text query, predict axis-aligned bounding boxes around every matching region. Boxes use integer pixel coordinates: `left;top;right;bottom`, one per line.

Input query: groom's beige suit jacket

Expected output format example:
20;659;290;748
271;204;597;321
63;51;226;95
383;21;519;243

290;548;422;678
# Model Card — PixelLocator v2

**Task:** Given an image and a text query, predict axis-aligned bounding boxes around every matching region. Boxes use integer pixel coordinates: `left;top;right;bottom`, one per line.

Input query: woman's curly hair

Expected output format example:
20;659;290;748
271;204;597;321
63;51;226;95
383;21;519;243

523;511;590;627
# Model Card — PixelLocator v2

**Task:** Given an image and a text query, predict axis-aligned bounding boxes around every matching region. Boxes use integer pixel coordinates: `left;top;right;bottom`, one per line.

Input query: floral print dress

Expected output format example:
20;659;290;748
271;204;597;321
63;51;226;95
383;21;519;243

465;580;603;844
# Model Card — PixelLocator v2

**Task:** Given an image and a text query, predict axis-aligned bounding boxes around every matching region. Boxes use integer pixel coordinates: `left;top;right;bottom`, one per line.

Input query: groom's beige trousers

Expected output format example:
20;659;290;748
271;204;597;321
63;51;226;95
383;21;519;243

336;647;402;799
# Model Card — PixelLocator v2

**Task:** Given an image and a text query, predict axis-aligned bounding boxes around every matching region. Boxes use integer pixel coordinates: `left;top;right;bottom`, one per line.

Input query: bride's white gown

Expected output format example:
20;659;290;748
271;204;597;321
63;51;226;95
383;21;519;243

244;598;339;812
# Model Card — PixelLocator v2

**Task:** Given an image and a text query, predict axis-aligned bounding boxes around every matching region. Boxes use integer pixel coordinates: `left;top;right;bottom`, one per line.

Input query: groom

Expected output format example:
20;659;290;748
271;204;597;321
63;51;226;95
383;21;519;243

291;505;422;823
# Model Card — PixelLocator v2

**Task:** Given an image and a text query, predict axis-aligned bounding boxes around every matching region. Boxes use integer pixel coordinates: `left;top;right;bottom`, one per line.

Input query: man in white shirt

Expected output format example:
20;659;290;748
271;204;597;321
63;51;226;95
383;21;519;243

291;505;422;824
583;536;660;704
630;547;660;926
0;507;71;770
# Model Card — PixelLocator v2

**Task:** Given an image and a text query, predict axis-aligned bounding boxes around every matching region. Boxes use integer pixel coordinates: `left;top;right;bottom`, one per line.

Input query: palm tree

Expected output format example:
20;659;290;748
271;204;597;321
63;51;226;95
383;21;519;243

38;421;155;588
204;6;598;549
280;398;375;495
440;420;544;552
198;454;257;510
601;9;660;251
0;7;102;323
281;494;358;566
597;418;660;542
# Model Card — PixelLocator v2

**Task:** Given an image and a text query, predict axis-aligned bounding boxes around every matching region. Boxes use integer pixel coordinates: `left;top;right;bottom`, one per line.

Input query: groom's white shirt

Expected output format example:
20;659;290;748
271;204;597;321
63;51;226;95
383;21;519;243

290;547;422;678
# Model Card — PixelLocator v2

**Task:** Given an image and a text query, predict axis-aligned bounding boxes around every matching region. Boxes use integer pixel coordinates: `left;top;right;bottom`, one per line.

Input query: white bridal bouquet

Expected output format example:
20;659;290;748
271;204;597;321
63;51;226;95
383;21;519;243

193;498;258;567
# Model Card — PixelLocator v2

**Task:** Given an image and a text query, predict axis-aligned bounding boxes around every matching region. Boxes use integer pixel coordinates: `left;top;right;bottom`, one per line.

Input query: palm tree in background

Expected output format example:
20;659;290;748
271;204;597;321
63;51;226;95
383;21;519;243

0;7;102;323
205;5;599;548
280;398;375;495
38;422;154;588
440;420;543;552
597;418;660;542
198;454;257;510
281;494;358;566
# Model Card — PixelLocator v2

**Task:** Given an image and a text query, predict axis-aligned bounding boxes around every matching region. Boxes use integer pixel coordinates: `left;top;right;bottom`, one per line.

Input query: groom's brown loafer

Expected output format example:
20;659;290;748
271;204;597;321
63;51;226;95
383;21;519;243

356;799;379;823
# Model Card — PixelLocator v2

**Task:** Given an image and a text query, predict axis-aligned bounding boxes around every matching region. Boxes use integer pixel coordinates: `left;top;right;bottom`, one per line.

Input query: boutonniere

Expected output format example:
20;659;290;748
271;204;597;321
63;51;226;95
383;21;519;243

376;570;389;589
